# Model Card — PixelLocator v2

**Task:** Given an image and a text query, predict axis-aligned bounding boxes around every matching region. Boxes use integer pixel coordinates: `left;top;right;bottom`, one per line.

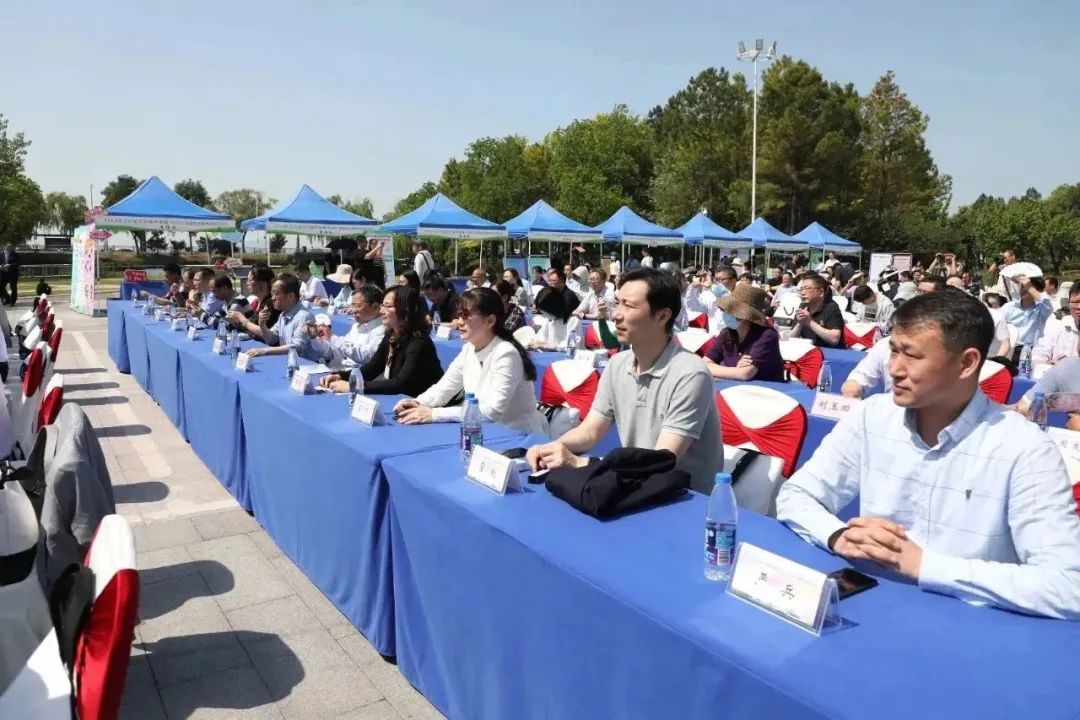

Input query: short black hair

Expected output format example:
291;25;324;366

619;268;681;333
547;265;566;282
274;272;301;299
211;273;232;292
852;285;875;303
899;271;913;282
494;280;516;299
919;275;947;292
1030;276;1046;293
355;283;384;307
423;276;451;293
251;265;275;285
892;289;994;366
1070;282;1080;299
162;262;182;276
716;266;737;281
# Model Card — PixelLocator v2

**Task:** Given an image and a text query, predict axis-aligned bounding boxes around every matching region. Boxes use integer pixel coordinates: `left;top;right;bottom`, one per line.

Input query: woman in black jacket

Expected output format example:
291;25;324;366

321;285;443;396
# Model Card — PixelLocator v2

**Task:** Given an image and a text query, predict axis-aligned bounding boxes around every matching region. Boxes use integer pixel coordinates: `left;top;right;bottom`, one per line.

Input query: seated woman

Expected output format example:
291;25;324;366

495;280;526;333
399;270;421;291
227;265;279;339
502;268;530;307
703;285;785;382
321;286;443;397
529;287;571;350
395;287;548;435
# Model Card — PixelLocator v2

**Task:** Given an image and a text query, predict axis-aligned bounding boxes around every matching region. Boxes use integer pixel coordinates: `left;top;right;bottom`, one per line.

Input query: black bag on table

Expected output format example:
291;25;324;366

545;448;689;519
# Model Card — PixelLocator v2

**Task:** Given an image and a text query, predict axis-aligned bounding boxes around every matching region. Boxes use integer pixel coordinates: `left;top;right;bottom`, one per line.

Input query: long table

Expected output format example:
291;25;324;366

108;301;527;655
383;438;1080;720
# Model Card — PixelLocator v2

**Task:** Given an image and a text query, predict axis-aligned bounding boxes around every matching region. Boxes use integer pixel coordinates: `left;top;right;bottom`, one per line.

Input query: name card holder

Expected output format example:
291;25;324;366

234;351;251;372
810;391;860;422
726;543;841;636
465;445;522;495
186;326;198;341
573;349;600;368
211;338;226;355
170;318;184;332
435;325;452;340
154;309;164;322
290;371;313;395
350;394;385;426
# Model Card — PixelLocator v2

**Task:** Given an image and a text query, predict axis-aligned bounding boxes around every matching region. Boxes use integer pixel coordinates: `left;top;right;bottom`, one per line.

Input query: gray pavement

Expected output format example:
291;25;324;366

49;300;442;720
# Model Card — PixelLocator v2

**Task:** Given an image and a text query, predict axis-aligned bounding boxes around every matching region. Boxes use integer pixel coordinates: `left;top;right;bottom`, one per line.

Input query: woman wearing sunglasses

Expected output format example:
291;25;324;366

395;287;548;435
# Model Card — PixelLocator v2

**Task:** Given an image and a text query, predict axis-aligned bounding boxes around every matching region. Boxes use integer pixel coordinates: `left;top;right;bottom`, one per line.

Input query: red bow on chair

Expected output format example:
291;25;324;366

843;325;877;349
715;392;807;478
783;347;824;389
687;311;709;330
540;361;601;417
979;367;1013;404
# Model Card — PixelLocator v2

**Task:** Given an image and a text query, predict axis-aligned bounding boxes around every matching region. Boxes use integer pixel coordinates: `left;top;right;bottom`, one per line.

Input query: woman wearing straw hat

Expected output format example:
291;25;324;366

703;284;785;382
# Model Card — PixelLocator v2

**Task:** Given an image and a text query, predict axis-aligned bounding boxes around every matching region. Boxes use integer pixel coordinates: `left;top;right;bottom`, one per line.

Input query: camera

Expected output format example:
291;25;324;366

994;254;1005;265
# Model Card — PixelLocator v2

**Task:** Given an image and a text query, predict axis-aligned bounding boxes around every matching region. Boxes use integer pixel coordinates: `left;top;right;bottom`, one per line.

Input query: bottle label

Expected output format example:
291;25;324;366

705;523;736;566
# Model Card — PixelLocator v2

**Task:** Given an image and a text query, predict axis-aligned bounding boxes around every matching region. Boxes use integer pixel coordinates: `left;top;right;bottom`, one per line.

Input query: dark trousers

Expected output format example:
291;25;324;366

1;272;18;305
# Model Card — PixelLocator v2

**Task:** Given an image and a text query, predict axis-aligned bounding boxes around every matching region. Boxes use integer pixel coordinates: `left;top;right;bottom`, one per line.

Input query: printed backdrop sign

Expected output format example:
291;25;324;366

70;224;99;316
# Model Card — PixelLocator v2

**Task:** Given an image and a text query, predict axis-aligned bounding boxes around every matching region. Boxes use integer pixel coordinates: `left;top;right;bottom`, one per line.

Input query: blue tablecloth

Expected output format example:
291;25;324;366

820;347;864;384
106;300;130;372
383;439;1080;720
140;317;189;438
119;280;169;301
123;305;152;393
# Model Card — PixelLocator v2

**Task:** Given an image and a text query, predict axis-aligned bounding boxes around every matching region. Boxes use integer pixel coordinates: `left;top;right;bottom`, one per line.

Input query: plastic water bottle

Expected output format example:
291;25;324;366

185;312;194;331
229;328;240;362
286;347;299;381
1030;391;1048;431
431;308;441;333
818;361;833;393
349;366;365;402
1018;347;1032;379
565;331;580;359
704;472;738;582
460;393;484;467
217;321;228;341
130;289;139;305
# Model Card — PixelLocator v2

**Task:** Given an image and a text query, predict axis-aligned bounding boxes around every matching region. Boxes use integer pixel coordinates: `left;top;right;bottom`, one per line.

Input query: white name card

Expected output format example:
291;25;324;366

290;371;312;395
574;349;600;368
186;326;198;341
435;325;452;340
465;445;522;495
211;338;225;355
154;310;164;322
727;543;840;636
234;351;251;372
170;318;184;331
350;394;385;426
810;391;861;422
1048;427;1080;483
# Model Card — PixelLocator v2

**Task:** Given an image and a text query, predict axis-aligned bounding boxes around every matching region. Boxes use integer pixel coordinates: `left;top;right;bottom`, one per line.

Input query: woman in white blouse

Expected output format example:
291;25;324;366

395;288;548;435
529;287;572;350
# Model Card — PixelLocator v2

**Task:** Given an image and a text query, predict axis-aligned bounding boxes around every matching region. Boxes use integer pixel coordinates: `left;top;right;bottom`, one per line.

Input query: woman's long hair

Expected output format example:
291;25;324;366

384;286;430;343
400;270;421;290
534;287;572;323
504;267;524;290
460;287;536;382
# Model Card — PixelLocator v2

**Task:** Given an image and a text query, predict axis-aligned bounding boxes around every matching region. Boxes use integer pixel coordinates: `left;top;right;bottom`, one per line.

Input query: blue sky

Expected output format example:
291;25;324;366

2;0;1077;220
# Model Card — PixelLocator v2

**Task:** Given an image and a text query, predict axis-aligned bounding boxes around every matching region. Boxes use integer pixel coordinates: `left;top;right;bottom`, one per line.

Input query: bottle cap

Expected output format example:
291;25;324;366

464;392;475;400
1034;391;1045;399
714;472;732;485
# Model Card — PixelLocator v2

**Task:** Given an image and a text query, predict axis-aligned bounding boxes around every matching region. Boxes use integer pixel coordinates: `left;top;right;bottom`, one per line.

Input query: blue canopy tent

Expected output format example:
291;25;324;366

96;176;233;234
676;212;752;266
379;193;505;274
241;184;379;264
795;221;862;255
505;200;600;243
595;206;682;268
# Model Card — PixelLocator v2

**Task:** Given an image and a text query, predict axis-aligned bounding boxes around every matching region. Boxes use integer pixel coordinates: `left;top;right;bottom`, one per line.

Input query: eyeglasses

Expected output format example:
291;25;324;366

380;303;395;310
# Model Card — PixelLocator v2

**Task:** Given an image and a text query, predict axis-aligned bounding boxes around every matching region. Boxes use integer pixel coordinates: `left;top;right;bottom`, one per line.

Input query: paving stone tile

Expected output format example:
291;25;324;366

192;507;262;540
132;516;201;553
158;665;283;720
227;595;320;641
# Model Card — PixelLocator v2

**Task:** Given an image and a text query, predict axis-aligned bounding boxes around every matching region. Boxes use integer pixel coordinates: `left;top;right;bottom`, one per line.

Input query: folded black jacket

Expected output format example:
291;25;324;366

546;448;689;519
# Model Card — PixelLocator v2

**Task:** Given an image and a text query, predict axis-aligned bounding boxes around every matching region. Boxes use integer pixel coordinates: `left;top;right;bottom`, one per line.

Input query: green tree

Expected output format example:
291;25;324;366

647;67;752;228
327;194;376;219
169;240;186;255
388;181;439;220
145;230;167;253
445;135;551;221
44;191;88;236
174;179;212;251
547;105;654;225
0;175;46;247
100;174;145;252
214;189;275;254
269;233;288;254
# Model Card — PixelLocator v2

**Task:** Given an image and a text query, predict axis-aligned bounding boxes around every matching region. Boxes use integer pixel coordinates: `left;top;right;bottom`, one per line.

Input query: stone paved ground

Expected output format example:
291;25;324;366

49;299;442;720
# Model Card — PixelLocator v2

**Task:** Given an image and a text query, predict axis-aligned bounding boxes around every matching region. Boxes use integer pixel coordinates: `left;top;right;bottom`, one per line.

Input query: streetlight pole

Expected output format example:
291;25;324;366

736;39;776;225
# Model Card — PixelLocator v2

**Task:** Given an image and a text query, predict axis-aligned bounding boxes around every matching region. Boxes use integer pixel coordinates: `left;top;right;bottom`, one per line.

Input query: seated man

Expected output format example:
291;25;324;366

194;274;248;329
527;269;723;494
776;290;1080;619
184;267;219;315
312;284;386;369
465;266;490;290
140;262;183;306
841;335;893;398
573;268;617;319
1015;353;1080;431
1031;283;1080;367
423;276;459;324
244;273;321;361
851;284;896;326
295;259;328;304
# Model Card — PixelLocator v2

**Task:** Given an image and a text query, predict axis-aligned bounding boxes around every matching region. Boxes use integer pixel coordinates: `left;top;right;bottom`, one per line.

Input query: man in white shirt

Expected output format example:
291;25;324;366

608;253;622;280
840;335;893;398
573;269;617;319
777;290;1080;619
823;251;840;271
412;241;436;282
312;284;386;369
850;285;896;326
981;292;1012;360
465;267;490;290
640;248;654;269
1003;275;1053;363
295;260;328;303
1031;283;1080;367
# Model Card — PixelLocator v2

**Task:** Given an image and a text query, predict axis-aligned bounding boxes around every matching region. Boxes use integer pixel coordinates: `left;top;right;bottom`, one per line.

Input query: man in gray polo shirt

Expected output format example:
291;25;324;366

527;268;723;492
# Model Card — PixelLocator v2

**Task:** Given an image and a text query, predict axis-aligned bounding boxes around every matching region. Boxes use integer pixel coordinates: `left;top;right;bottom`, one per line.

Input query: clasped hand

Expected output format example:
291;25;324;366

830;517;922;579
392;398;433;424
525;440;587;472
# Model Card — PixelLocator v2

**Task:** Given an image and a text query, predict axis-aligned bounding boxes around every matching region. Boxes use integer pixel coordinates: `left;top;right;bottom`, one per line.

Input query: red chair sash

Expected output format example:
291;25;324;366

844;326;877;349
716;392;807;478
688;312;708;330
48;327;63;363
22;348;44;398
784;347;824;389
979;369;1013;404
37;386;63;431
540;366;600;417
74;569;140;720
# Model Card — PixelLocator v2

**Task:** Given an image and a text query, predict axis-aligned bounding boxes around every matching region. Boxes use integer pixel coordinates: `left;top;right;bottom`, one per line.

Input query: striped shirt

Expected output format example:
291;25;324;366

776;389;1080;619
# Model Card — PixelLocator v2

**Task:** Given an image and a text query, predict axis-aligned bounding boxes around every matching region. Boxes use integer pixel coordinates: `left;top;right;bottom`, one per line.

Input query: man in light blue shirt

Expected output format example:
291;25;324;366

1003;274;1053;363
244;273;319;361
777;289;1080;619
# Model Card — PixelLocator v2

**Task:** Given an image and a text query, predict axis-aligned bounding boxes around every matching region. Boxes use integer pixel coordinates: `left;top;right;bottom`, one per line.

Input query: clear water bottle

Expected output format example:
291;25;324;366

460;392;484;467
229;328;240;362
565;331;580;359
217;321;228;341
349;366;365;402
431;308;441;333
704;472;738;582
185;312;194;331
286;346;299;381
1030;391;1048;431
131;289;139;305
1018;347;1032;379
817;361;833;393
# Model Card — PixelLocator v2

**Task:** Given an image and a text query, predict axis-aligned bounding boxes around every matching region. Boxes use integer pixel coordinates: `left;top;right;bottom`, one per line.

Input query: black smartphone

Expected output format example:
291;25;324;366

500;448;528;460
828;568;878;600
